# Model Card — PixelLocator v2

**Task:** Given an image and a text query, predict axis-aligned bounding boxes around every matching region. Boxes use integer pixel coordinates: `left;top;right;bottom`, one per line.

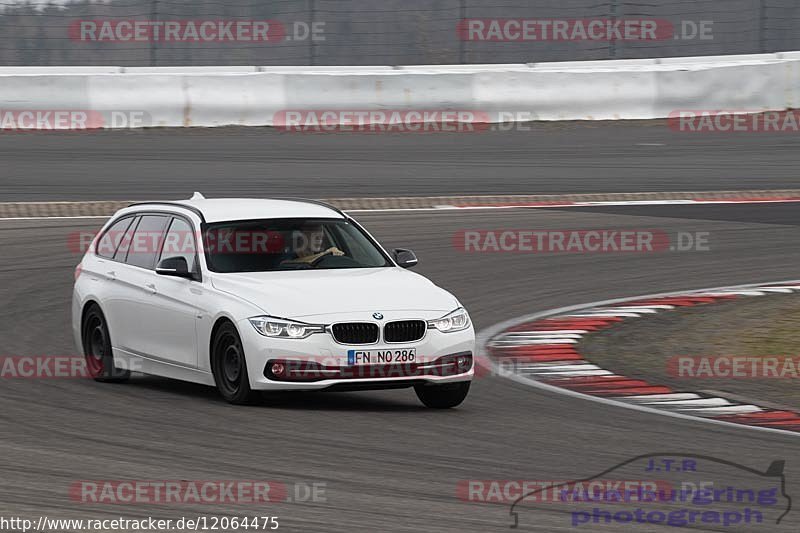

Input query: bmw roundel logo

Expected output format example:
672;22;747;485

372;312;384;320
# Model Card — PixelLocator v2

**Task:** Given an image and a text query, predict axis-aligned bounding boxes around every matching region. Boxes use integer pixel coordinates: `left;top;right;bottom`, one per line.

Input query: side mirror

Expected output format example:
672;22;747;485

156;257;195;279
393;248;418;269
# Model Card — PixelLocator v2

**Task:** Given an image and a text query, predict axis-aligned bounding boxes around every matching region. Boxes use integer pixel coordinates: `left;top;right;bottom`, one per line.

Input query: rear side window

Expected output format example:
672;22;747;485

126;215;170;270
96;217;134;259
113;217;140;262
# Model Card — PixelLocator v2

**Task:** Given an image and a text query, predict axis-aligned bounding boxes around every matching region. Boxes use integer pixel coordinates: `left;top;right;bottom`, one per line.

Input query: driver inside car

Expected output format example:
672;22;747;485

282;224;345;265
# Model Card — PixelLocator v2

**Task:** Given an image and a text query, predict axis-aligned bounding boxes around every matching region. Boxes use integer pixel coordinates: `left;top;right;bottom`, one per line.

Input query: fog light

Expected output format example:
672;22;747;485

456;356;469;368
271;362;286;376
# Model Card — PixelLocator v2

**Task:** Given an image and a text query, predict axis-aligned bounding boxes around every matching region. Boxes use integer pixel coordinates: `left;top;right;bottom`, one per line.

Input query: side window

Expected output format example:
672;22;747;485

126;215;170;270
158;217;197;273
113;216;140;262
96;217;134;259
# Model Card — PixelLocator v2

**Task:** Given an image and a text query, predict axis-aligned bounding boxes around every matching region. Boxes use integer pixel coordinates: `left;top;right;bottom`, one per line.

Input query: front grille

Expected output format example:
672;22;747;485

383;320;427;343
331;322;379;344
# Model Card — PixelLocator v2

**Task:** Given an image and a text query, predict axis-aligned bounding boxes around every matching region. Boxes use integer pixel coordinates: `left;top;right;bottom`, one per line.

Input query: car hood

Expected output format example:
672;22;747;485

210;268;460;319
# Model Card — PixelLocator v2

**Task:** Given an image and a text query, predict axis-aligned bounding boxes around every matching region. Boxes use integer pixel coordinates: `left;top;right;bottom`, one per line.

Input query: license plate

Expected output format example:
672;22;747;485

347;348;417;365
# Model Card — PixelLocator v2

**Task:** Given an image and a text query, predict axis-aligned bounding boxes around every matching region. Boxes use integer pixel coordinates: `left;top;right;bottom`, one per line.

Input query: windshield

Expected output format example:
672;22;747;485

203;218;392;273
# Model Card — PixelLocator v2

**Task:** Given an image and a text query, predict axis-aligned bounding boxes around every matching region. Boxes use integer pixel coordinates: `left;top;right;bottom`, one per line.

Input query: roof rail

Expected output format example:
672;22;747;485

271;197;346;216
127;201;206;222
128;197;343;223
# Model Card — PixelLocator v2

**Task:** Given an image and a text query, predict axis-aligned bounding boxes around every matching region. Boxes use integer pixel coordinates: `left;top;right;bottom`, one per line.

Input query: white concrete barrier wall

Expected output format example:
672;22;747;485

0;51;798;128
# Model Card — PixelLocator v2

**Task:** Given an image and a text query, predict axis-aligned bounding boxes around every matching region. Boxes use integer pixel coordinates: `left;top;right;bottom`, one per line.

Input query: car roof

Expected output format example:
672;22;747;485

130;196;345;223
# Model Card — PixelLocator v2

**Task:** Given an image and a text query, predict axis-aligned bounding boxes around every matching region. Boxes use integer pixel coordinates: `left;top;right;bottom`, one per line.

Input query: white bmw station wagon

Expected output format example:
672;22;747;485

72;194;474;407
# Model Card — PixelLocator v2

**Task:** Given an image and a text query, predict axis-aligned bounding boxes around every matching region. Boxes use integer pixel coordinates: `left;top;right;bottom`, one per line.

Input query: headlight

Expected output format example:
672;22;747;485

248;316;326;339
428;307;471;333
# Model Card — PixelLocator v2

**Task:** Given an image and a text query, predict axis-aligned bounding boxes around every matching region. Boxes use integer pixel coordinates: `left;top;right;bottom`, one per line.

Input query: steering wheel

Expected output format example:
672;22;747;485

309;249;336;267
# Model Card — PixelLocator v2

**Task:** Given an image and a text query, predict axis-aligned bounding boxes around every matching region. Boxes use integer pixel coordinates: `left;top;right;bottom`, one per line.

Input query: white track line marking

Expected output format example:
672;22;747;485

500;333;584;340
522;369;615;377
565;312;644;318
514;363;593;371
745;288;795;293
491;338;578;345
446;198;800;210
623;393;702;401
691;291;766;296
641;398;733;407
502;330;589;335
602;306;675;311
680;405;763;416
4;194;800;220
521;363;598;371
589;307;660;314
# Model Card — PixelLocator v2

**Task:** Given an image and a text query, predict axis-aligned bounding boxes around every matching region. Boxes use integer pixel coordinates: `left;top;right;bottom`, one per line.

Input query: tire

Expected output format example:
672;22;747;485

414;381;470;409
81;304;130;383
211;322;259;405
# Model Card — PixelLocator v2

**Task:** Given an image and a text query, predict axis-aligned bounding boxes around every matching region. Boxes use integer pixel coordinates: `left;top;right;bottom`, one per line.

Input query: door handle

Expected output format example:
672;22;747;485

105;271;116;281
145;283;157;294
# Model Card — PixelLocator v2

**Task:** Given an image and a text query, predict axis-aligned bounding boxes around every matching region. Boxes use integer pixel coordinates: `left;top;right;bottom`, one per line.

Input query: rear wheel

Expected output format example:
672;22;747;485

81;304;130;382
211;322;259;404
414;381;470;409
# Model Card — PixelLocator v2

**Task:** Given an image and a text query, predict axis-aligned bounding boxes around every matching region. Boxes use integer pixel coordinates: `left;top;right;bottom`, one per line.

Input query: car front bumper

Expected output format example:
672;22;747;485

238;317;475;391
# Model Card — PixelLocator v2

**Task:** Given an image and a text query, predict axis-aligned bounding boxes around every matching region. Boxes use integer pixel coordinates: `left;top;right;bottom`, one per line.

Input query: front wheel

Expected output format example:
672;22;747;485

211;322;259;405
414;381;470;409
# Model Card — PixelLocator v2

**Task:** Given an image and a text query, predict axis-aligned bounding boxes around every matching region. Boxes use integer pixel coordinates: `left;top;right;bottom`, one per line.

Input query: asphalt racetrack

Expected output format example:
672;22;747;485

2;121;800;201
2;196;800;531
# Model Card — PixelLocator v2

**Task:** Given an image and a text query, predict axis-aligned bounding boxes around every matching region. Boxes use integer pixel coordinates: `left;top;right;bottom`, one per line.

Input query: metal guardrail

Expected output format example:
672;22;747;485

0;51;797;128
